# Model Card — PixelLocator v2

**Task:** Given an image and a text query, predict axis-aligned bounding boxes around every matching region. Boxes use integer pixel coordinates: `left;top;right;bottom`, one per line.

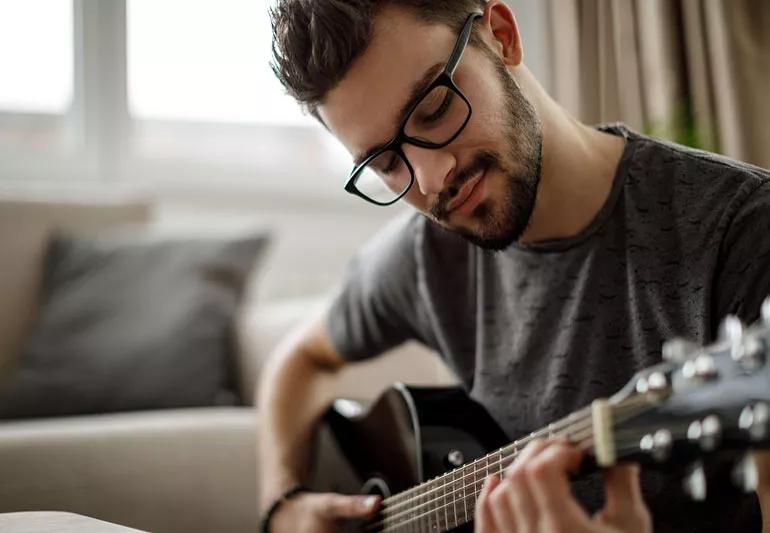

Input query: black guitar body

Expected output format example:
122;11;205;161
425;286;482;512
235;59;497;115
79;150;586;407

320;384;508;532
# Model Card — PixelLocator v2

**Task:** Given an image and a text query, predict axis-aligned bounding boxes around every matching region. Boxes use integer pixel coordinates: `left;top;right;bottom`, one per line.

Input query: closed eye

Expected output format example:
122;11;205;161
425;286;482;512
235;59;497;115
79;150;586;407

422;90;454;124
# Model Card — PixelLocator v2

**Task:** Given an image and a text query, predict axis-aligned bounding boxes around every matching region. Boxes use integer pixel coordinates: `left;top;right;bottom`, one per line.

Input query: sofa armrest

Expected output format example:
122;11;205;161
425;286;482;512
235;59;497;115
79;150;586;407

0;408;258;533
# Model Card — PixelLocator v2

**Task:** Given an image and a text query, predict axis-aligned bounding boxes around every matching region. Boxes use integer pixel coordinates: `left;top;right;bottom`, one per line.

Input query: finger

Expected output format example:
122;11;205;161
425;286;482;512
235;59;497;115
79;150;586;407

489;478;517;533
505;465;539;531
316;493;380;519
507;439;549;475
524;442;590;528
603;463;643;514
503;439;567;531
754;450;770;491
475;475;502;533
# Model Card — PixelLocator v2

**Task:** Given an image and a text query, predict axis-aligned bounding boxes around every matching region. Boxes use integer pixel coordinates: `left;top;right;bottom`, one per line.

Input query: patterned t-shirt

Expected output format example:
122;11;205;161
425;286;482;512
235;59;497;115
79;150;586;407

328;123;769;532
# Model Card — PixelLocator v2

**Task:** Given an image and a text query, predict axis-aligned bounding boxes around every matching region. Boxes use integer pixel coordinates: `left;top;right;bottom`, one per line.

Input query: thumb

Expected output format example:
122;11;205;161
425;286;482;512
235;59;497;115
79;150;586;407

602;463;643;514
318;493;381;519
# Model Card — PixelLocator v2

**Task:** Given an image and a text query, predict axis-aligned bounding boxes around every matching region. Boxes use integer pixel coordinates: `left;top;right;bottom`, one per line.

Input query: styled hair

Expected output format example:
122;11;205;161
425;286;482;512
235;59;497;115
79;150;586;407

270;0;487;117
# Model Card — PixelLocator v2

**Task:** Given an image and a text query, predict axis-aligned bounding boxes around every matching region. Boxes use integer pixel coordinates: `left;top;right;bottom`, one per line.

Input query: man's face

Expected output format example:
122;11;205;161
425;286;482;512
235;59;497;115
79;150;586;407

320;7;542;250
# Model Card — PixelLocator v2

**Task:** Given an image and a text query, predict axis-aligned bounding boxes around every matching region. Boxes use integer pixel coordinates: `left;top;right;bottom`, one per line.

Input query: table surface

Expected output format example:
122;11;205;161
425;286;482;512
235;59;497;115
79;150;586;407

0;512;147;532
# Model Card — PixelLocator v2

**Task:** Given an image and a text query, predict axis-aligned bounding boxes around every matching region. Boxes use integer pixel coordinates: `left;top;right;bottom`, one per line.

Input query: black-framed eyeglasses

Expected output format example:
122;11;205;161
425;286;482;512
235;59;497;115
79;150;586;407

344;12;483;206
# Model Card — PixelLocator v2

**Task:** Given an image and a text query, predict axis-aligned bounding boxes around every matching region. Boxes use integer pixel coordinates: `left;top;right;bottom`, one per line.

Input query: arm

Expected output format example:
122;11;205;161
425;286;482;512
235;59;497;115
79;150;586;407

256;309;379;531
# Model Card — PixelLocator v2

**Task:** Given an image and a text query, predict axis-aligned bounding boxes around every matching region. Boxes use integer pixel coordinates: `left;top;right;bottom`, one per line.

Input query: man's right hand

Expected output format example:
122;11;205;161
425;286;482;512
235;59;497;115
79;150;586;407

268;492;381;533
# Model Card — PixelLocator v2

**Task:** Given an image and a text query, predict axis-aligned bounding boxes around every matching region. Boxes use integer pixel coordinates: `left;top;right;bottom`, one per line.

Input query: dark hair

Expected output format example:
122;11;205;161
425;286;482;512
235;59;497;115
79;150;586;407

270;0;487;118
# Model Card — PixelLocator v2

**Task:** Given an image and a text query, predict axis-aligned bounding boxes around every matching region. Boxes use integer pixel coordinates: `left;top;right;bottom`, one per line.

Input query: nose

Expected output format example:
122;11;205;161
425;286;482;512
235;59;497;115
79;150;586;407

402;144;456;197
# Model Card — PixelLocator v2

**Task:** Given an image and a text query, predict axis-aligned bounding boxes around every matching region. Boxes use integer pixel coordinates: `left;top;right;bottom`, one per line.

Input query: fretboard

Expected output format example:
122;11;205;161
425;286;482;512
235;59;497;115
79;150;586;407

368;405;596;532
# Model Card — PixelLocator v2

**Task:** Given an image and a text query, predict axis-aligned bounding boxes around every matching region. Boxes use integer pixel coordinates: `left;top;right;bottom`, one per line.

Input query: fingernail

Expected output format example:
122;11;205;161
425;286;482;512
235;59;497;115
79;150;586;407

362;496;378;509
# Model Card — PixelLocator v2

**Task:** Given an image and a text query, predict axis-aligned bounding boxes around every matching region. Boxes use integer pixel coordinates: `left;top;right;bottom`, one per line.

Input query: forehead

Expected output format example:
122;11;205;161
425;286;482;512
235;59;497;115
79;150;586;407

319;7;456;159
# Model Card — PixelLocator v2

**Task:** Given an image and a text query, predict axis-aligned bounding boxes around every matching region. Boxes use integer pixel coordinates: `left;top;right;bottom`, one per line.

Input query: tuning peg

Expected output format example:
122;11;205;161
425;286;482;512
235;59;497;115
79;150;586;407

682;461;707;501
734;334;765;371
662;338;699;363
761;297;770;327
635;371;669;395
739;402;770;441
719;315;744;344
732;452;759;493
681;353;718;381
687;415;722;451
639;429;673;462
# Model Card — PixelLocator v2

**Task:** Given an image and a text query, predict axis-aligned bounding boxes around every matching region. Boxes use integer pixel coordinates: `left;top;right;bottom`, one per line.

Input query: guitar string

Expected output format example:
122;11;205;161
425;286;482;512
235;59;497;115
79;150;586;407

372;397;651;531
380;393;650;510
376;420;652;533
372;428;598;533
375;416;592;522
375;423;596;533
377;399;653;533
377;396;648;515
369;399;652;532
380;405;594;507
379;416;652;533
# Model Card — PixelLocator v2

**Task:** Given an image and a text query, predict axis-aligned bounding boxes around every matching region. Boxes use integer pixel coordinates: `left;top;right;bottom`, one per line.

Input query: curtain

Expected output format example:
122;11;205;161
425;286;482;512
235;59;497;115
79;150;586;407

547;0;770;169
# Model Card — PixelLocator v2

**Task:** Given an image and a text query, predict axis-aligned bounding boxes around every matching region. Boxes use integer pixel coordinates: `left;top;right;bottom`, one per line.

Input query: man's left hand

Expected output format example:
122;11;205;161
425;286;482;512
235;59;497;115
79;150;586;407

474;439;651;533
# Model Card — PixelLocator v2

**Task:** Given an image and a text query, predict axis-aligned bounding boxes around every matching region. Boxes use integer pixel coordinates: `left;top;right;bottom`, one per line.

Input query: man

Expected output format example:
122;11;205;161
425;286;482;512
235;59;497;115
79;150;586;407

259;1;770;531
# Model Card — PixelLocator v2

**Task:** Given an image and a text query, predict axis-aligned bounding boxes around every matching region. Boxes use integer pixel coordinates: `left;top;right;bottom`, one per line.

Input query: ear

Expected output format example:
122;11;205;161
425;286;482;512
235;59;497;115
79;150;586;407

480;0;523;67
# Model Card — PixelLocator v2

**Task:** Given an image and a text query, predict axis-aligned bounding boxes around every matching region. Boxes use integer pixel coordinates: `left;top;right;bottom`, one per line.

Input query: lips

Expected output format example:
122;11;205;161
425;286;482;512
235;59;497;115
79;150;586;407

447;170;485;214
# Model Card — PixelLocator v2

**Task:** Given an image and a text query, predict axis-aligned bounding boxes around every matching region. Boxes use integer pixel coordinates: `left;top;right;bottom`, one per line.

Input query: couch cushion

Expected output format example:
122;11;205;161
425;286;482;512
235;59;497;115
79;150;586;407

0;197;151;385
0;230;269;418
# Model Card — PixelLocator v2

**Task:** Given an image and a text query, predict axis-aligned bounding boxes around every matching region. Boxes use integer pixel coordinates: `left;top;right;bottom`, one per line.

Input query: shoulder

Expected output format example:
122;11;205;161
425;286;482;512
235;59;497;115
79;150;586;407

615;125;769;235
627;127;769;195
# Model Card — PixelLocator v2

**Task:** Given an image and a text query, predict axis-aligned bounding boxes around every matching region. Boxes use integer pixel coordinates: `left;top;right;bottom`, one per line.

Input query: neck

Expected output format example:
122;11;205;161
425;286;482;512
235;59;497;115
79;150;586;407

514;67;626;244
370;403;599;532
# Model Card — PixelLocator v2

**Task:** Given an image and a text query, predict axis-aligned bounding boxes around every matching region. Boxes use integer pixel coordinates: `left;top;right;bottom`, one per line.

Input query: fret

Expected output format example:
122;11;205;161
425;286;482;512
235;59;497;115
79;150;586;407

450;469;458;529
443;474;449;531
470;458;480;514
459;466;468;524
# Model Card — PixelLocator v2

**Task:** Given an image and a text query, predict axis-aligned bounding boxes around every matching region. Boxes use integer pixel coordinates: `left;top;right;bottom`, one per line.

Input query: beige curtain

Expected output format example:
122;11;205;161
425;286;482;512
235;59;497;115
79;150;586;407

547;0;770;169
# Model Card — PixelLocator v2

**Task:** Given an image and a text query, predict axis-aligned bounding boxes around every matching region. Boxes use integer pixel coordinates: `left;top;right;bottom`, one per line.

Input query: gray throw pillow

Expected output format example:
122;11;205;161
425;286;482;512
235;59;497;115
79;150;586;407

0;230;269;419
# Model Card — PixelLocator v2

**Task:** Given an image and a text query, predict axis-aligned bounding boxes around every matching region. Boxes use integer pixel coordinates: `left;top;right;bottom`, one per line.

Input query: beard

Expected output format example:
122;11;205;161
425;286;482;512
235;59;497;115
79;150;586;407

430;55;543;251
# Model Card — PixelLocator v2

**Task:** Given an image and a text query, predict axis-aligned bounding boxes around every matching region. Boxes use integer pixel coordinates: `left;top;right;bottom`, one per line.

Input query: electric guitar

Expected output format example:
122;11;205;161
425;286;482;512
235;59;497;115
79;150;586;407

317;306;770;532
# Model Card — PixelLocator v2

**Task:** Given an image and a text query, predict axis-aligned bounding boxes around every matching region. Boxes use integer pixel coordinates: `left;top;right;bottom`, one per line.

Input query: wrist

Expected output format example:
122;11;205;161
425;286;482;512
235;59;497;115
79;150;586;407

260;484;310;533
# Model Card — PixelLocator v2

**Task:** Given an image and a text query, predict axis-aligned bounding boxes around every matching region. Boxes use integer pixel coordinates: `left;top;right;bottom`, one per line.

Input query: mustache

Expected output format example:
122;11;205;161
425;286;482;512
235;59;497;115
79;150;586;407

432;151;501;221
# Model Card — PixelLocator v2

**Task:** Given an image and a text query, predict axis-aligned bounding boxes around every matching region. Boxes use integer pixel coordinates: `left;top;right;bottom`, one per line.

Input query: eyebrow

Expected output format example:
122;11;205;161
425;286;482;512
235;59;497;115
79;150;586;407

353;62;445;166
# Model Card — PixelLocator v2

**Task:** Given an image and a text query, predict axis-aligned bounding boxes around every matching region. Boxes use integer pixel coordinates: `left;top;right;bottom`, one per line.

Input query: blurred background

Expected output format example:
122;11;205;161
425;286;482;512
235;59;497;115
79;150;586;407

0;1;768;532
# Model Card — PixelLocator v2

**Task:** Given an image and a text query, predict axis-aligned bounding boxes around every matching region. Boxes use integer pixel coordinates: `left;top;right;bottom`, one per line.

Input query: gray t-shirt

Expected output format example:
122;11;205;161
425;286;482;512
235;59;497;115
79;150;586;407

328;124;769;531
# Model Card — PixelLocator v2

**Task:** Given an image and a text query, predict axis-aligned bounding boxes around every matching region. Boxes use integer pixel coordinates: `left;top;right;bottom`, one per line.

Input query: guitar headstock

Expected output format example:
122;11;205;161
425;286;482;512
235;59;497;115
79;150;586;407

601;300;770;499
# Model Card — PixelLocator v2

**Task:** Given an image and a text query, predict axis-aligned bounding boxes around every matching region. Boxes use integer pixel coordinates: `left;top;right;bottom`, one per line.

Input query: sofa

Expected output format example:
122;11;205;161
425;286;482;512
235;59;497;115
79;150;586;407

0;193;456;533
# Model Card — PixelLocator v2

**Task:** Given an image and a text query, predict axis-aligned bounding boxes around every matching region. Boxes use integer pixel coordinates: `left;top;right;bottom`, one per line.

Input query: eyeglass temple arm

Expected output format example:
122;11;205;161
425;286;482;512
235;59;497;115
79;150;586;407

445;12;483;77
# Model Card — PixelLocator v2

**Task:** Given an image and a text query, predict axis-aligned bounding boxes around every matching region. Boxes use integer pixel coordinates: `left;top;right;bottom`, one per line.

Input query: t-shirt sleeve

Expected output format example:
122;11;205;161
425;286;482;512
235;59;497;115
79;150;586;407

713;179;770;328
326;213;428;362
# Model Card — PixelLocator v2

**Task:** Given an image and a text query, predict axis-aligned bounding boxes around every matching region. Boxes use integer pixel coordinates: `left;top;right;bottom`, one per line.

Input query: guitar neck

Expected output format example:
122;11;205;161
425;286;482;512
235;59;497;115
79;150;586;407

368;403;602;532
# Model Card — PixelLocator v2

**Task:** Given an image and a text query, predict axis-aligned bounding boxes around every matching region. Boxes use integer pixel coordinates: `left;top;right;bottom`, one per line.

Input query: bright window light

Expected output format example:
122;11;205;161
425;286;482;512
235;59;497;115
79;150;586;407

0;0;73;113
127;0;311;126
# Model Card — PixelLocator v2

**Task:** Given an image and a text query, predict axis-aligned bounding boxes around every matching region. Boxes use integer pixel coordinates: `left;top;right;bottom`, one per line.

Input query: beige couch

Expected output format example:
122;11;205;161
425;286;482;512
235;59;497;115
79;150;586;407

0;194;455;533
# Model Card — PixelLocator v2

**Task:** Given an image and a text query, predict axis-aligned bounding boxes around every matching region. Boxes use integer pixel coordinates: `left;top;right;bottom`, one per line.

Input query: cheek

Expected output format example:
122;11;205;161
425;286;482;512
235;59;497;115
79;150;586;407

455;69;510;146
402;186;431;212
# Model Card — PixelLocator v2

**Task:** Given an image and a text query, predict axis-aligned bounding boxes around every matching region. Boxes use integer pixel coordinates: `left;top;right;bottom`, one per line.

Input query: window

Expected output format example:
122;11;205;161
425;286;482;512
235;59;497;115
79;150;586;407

0;0;364;202
127;0;308;126
0;0;73;114
0;0;77;165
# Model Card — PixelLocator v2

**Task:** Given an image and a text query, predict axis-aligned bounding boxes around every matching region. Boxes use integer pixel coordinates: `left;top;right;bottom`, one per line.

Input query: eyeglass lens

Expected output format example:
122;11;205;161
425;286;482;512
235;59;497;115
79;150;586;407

356;85;469;204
